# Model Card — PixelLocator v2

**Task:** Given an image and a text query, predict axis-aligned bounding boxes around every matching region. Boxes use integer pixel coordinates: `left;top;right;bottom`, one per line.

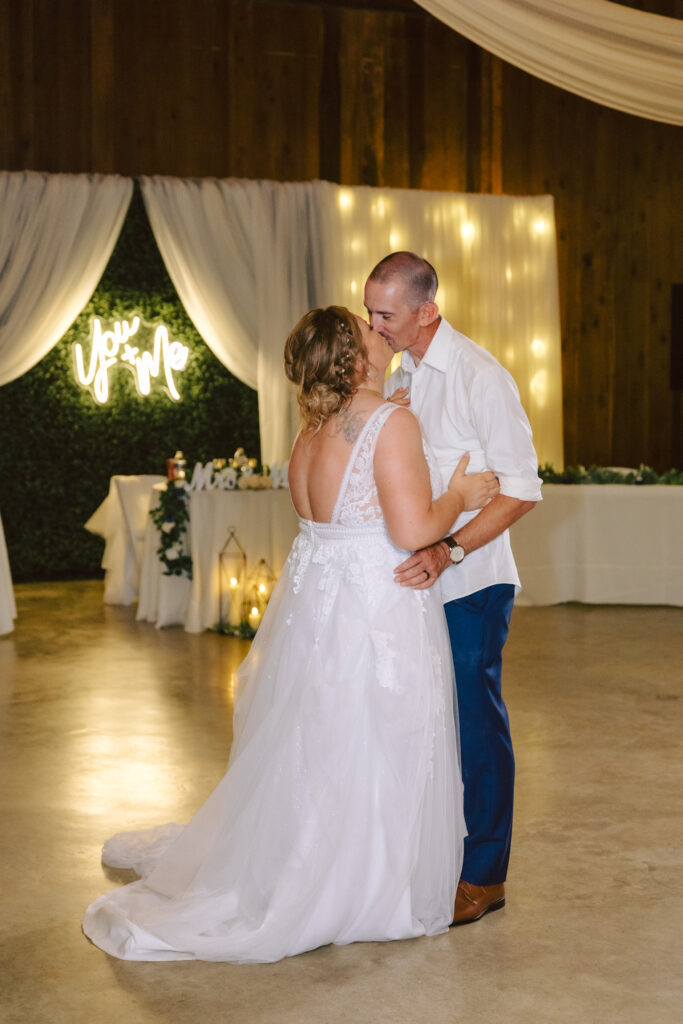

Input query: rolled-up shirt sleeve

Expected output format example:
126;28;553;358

470;365;543;503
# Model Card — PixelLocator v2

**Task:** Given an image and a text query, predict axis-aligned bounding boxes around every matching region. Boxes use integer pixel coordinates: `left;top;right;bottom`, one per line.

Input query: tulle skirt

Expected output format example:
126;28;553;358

83;520;465;963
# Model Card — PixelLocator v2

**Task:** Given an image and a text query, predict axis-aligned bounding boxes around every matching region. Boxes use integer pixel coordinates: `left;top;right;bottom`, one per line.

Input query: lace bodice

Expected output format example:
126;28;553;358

331;404;395;525
331;403;443;527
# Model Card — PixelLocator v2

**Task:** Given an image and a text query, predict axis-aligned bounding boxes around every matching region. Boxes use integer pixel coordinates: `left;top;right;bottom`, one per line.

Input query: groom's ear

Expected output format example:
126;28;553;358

417;301;439;327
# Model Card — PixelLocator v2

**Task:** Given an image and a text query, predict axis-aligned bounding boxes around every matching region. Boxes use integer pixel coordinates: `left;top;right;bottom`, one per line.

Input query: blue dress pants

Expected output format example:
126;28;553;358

444;584;516;886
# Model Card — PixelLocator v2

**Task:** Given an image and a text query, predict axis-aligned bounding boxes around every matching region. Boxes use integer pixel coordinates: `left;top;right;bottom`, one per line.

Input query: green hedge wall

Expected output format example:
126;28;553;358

0;187;260;582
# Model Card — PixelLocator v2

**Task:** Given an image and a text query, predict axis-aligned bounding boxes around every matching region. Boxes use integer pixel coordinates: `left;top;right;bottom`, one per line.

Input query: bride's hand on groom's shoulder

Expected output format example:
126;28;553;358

387;387;411;407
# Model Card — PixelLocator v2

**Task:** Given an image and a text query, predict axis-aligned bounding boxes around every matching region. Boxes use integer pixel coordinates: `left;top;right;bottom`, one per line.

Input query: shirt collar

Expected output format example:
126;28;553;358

400;318;450;374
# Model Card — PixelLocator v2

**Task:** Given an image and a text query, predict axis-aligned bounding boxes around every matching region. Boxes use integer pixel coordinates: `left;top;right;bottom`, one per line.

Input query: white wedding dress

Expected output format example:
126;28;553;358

83;403;465;963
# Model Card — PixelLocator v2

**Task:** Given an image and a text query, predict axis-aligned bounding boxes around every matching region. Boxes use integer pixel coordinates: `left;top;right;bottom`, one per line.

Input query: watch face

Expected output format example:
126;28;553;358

450;545;465;564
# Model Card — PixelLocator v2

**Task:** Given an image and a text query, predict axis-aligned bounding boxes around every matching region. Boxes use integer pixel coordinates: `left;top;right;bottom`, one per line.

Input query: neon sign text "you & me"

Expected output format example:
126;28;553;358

74;316;190;404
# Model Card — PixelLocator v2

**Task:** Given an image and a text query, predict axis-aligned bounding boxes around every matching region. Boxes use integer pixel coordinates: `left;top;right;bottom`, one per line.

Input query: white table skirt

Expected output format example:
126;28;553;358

85;475;166;605
511;484;683;606
0;513;16;636
137;488;300;631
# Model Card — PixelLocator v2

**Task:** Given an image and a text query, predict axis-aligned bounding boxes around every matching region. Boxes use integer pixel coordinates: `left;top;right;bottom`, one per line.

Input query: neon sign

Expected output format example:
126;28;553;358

73;316;190;404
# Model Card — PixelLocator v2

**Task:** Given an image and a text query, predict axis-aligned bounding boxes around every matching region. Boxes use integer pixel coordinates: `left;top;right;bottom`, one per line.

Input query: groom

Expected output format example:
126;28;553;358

365;252;542;925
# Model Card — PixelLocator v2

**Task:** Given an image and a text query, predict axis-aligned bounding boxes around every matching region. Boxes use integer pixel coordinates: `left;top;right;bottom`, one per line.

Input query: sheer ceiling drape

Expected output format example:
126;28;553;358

415;0;683;125
0;171;133;385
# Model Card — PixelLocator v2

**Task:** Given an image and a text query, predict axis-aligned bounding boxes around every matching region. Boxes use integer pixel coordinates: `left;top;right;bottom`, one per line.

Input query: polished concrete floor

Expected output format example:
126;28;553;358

1;580;682;1024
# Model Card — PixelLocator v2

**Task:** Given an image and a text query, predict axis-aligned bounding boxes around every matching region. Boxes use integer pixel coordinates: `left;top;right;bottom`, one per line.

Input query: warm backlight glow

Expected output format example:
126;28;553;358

338;190;354;212
460;222;475;243
529;369;548;407
74;316;189;404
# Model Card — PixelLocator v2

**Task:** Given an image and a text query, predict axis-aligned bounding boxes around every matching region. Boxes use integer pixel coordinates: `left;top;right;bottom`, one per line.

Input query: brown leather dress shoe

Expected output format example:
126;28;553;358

451;880;506;926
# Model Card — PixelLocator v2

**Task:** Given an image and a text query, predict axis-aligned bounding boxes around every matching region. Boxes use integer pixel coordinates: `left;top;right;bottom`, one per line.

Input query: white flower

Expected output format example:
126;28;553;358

161;521;174;533
165;545;180;560
217;467;238;490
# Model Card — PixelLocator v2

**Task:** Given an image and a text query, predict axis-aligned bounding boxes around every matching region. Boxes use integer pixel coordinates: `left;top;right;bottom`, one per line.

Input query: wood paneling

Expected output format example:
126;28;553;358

1;0;682;468
501;61;683;469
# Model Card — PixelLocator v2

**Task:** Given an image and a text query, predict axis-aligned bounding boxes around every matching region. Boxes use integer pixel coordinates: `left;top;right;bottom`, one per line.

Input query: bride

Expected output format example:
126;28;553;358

83;306;499;963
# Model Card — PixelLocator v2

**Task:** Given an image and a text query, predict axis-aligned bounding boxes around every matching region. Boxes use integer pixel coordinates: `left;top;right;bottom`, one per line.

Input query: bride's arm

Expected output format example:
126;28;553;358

374;408;496;552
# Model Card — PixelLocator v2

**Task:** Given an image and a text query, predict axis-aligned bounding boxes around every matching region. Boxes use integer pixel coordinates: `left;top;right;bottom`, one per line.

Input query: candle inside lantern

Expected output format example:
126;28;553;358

228;575;242;627
248;605;261;630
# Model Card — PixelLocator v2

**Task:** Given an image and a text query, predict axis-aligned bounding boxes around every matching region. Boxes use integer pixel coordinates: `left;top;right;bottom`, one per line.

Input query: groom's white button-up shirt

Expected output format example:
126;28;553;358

386;317;542;602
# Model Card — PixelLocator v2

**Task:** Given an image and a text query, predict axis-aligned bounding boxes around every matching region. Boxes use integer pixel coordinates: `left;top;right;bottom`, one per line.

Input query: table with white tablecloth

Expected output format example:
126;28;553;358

137;487;299;631
511;484;683;606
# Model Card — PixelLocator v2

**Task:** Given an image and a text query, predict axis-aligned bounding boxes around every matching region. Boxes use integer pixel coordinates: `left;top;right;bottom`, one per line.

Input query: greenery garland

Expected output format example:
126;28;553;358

538;464;683;485
212;620;257;640
149;483;193;578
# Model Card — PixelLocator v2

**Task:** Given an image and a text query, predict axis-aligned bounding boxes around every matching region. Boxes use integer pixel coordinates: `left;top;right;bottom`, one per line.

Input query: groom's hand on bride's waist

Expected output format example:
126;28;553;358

393;542;451;590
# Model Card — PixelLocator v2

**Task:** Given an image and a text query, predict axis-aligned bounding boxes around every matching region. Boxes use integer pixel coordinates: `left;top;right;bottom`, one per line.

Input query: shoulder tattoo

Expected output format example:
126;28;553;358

333;407;365;443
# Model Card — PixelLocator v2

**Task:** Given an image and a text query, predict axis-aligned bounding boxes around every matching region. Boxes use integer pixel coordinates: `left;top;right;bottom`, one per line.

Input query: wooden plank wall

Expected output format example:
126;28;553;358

1;0;681;469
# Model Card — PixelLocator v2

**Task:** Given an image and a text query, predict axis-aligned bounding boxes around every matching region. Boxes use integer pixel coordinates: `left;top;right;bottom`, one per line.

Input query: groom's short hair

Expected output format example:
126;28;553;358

368;252;438;309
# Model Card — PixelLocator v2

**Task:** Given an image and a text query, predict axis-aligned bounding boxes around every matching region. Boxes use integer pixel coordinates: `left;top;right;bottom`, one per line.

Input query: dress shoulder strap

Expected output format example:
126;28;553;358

331;402;399;524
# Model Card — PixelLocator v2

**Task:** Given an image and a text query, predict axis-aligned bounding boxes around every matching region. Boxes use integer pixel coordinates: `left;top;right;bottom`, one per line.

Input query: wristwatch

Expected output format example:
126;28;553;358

442;534;466;564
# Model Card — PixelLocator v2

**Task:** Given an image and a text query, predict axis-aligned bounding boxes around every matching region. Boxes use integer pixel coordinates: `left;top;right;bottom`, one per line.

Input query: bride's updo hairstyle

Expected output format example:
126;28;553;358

284;306;368;431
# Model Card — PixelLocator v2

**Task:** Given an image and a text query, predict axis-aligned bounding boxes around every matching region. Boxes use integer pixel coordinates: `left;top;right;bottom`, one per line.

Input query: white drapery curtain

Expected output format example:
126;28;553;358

313;180;563;468
0;171;133;385
141;177;316;467
143;177;562;468
416;0;683;125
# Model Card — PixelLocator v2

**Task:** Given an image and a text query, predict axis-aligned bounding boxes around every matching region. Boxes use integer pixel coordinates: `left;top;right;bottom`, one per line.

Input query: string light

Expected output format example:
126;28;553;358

460;222;475;243
338;190;354;212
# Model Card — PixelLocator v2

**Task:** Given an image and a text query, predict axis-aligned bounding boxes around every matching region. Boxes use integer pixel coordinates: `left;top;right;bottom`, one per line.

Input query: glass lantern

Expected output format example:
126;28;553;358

244;558;276;630
218;527;247;628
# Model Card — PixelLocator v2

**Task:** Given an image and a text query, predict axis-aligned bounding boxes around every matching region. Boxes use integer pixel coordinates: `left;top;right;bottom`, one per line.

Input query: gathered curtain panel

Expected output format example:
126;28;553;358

141;177;317;467
312;180;563;468
0;171;133;386
142;177;563;467
416;0;683;125
0;172;564;468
